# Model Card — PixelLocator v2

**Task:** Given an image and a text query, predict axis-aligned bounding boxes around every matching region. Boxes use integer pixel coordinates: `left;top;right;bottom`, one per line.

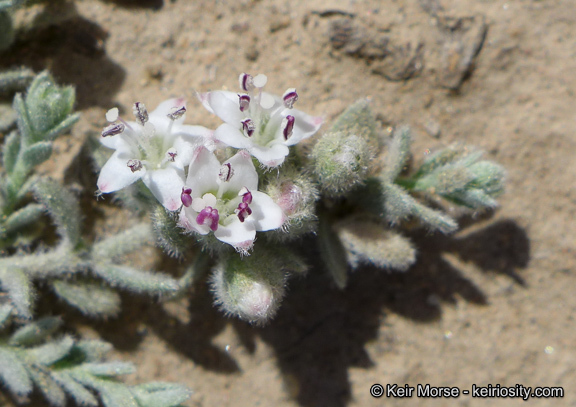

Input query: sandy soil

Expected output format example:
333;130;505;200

2;0;576;406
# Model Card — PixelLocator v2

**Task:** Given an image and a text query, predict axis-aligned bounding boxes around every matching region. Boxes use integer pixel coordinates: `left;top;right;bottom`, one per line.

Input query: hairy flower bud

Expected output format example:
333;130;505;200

310;131;373;197
210;253;288;325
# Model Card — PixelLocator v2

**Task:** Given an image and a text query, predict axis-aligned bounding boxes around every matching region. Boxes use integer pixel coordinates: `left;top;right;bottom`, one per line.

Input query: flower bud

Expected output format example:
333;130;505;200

310;131;373;197
210;251;289;325
262;166;319;241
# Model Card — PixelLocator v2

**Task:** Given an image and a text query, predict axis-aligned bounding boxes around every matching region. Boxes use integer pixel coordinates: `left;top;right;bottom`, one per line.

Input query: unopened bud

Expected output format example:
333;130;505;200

210;252;288;325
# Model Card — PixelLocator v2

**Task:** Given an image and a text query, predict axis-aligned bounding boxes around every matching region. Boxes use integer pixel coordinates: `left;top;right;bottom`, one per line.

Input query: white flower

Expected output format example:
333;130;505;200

178;146;285;253
198;73;323;167
97;99;214;211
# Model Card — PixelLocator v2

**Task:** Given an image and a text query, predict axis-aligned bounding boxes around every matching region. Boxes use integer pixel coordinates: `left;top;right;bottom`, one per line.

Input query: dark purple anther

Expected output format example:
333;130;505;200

241;188;253;204
219;163;234;182
238;94;251;112
282;88;299;109
239;73;255;92
181;187;193;207
197;207;220;231
167;148;177;162
283;115;295;140
167;105;187;121
127;159;143;172
236;202;253;222
241;118;255;137
102;123;125;137
133;102;149;125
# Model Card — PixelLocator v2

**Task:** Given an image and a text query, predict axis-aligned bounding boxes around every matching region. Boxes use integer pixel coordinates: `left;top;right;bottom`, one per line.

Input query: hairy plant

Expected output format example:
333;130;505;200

0;313;190;407
0;71;193;405
92;73;506;321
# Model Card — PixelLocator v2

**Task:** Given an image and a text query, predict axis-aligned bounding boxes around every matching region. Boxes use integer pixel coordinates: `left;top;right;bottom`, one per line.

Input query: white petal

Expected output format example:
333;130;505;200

178;207;210;235
249;191;285;231
151;98;187;124
249;143;289;167
217;150;258;196
172;124;213;139
142;166;185;211
199;91;243;125
214;216;256;249
281;109;323;146
97;150;143;193
186;146;220;196
214;123;254;150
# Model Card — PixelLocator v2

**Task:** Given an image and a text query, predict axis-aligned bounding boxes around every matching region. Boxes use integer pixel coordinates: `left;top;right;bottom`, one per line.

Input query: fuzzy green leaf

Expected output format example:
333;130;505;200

51;280;121;317
44;112;80;142
2;203;44;237
51;371;99;407
1;129;19;173
92;223;155;261
131;382;192;407
69;371;138;407
151;206;191;258
92;263;180;296
81;362;136;377
446;188;498;209
13;92;35;146
0;346;32;396
98;381;139;407
21;141;53;167
467;160;506;196
414;145;474;177
335;217;416;271
0;266;34;318
33;178;82;246
74;339;113;363
0;245;83;280
383;183;458;233
25;365;67;407
0;68;34;93
413;164;475;195
329;98;378;138
28;335;74;366
9;317;62;346
25;72;76;142
382;125;412;182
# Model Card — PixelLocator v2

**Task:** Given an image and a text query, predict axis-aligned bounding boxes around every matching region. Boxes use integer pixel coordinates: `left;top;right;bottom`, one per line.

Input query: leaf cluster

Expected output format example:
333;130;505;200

0;313;190;407
308;100;506;289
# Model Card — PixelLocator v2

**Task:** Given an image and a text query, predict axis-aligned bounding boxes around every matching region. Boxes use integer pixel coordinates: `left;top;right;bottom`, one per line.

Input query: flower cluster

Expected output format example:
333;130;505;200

96;73;323;253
